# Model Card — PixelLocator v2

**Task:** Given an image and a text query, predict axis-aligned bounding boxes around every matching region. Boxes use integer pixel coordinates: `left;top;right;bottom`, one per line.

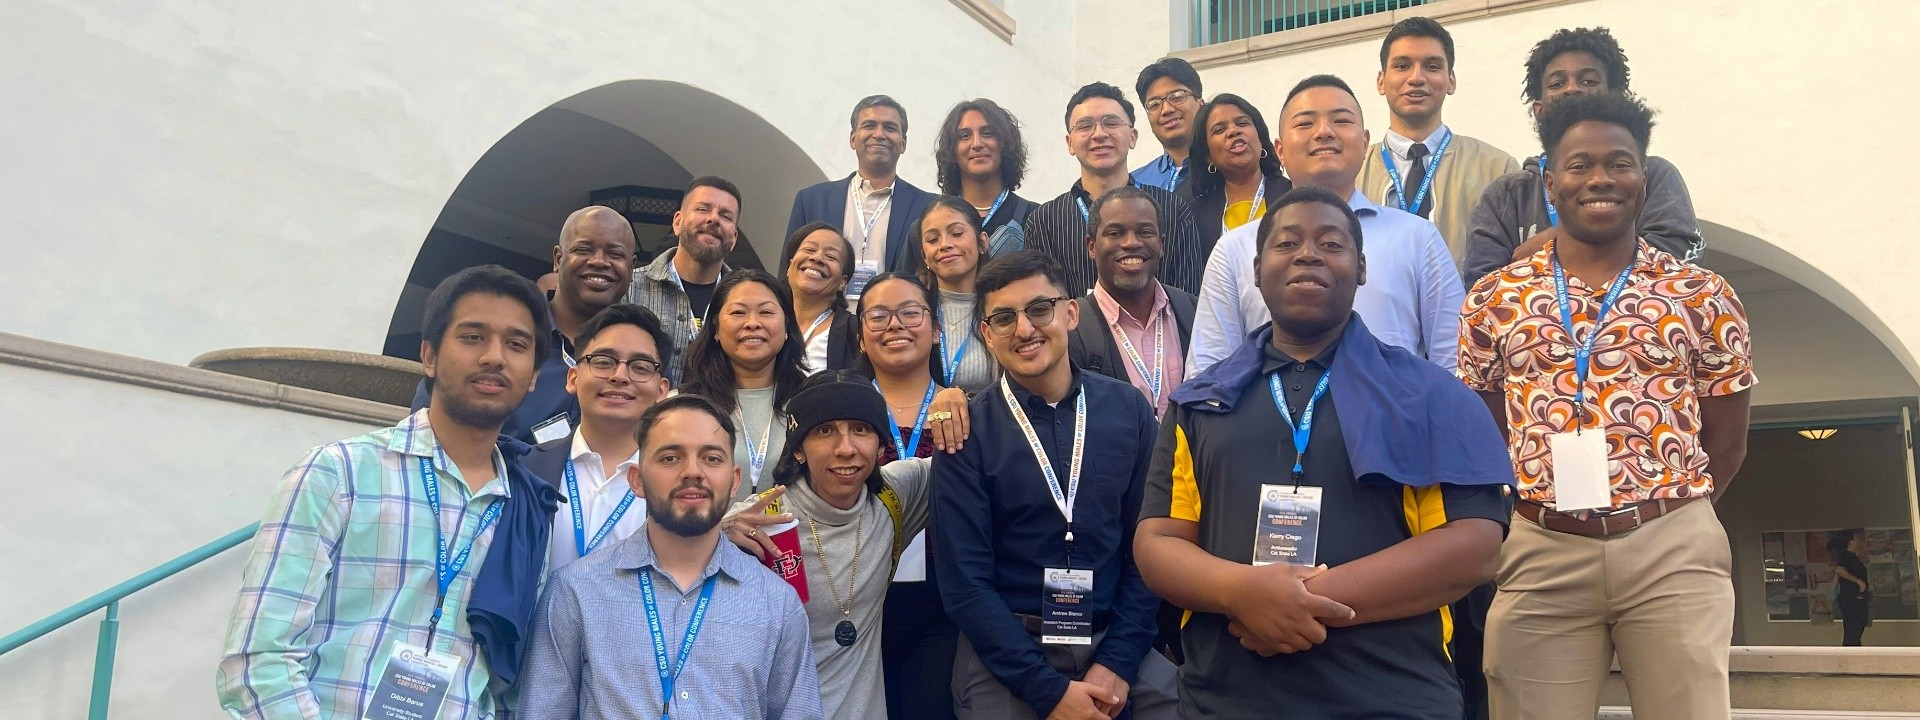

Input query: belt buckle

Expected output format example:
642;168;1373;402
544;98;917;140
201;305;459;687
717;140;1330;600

1602;504;1643;537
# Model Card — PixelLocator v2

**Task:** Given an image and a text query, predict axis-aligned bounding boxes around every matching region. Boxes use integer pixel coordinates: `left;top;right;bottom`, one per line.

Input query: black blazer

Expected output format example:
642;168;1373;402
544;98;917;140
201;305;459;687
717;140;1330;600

522;433;574;493
1069;287;1198;383
784;173;935;274
818;306;862;374
1180;170;1292;254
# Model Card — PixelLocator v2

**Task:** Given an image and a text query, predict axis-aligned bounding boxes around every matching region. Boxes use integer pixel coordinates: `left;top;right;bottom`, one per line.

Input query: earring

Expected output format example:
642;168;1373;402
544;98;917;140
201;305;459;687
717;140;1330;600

1260;148;1269;158
1207;162;1217;173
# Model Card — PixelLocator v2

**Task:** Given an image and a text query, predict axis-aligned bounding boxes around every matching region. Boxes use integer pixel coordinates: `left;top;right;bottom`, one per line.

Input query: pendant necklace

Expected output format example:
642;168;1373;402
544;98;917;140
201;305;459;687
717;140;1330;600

807;510;866;647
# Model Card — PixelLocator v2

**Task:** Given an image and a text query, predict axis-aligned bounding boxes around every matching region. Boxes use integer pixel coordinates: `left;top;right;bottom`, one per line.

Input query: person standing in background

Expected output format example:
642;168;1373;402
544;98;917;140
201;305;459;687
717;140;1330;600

1132;58;1205;193
630;176;742;384
930;98;1039;258
1829;530;1872;647
787;95;936;299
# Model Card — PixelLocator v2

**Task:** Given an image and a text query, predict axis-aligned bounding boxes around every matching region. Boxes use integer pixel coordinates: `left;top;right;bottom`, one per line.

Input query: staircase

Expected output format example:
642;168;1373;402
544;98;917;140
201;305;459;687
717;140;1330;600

1597;646;1920;718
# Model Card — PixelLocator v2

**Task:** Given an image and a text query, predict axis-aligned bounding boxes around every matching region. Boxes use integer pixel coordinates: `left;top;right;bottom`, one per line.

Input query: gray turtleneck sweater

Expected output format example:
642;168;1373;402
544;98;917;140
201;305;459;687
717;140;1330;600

728;458;930;719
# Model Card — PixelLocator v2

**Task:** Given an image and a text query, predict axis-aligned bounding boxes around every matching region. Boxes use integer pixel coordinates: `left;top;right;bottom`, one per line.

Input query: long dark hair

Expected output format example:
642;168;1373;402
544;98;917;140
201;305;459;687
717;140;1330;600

771;369;900;492
852;272;943;381
679;269;808;414
779;221;854;312
1187;93;1284;201
935;98;1028;196
913;195;990;293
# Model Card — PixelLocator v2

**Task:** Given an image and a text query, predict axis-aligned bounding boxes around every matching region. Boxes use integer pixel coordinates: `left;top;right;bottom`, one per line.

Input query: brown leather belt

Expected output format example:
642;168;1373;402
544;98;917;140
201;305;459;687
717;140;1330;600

1516;496;1702;538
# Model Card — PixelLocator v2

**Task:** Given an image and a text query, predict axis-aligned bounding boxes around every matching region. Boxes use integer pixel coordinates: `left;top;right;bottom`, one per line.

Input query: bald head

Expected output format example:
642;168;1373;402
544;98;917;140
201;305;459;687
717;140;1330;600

552;205;638;313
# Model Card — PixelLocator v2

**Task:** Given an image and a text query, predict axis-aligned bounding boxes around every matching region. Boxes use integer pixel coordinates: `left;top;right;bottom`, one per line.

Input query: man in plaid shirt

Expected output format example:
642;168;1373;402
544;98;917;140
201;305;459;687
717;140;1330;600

216;265;551;719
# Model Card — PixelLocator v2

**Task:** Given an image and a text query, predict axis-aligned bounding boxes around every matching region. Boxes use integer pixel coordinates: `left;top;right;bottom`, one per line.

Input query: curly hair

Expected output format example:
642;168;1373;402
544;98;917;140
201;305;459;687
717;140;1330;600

935;98;1028;196
1522;27;1631;103
1535;91;1655;163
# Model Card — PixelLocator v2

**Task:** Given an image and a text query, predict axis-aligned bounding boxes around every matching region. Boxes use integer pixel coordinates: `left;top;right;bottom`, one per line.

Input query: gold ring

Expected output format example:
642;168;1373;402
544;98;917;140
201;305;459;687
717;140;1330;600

929;411;954;422
746;528;759;537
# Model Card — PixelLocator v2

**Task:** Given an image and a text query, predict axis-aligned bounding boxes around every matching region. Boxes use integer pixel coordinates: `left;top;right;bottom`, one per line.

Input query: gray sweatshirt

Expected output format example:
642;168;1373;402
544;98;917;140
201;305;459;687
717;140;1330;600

1462;154;1705;288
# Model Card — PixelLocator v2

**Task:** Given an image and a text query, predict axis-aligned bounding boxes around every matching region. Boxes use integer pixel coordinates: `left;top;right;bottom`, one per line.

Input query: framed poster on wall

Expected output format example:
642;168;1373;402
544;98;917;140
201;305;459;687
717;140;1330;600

1763;527;1918;621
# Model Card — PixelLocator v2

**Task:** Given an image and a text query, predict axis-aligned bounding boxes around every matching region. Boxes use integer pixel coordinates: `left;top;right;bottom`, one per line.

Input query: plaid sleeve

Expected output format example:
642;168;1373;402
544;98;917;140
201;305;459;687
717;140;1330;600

215;445;348;720
1692;275;1757;396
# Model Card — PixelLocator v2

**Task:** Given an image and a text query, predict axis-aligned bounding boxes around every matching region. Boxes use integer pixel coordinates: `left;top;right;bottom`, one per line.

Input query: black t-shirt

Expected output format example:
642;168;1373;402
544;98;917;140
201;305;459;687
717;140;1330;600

683;279;717;320
1837;549;1870;596
1142;345;1509;719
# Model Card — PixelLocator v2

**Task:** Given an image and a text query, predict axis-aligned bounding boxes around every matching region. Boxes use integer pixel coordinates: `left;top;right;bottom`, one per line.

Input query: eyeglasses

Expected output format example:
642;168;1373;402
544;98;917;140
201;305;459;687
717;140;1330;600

1070;115;1131;136
579;353;662;381
860;303;931;331
1144;89;1195;113
982;297;1070;336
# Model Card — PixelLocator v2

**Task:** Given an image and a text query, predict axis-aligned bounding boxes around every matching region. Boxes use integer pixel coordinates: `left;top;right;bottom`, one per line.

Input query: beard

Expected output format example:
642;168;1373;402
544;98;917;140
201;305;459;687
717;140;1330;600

646;481;728;538
435;376;517;432
678;226;730;265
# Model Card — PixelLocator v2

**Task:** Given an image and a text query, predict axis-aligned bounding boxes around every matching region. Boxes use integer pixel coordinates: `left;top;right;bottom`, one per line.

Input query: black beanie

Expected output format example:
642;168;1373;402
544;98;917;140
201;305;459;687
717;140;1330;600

783;378;898;463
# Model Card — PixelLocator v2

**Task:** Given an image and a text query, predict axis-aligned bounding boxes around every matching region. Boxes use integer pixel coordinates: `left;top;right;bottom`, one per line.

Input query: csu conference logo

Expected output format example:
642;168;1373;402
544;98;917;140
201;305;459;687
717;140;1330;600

399;648;416;663
1266;488;1281;502
1048;570;1068;584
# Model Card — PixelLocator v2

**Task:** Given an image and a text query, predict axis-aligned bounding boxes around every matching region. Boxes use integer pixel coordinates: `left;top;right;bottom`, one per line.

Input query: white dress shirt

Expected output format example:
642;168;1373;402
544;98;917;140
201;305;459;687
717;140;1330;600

546;432;646;573
1382;125;1452;182
1187;190;1464;376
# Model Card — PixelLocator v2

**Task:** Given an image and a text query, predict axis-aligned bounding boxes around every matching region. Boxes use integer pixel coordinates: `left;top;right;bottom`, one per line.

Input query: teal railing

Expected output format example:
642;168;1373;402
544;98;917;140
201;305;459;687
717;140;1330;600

1192;0;1429;47
0;523;260;720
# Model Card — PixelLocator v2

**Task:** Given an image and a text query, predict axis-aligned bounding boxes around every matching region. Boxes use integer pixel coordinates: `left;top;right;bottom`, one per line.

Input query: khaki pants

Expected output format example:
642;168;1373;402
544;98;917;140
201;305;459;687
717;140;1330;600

1485;499;1734;720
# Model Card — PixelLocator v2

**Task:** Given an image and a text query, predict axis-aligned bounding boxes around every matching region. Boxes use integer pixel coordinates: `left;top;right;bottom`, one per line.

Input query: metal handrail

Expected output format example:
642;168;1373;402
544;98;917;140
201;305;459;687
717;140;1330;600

0;523;259;719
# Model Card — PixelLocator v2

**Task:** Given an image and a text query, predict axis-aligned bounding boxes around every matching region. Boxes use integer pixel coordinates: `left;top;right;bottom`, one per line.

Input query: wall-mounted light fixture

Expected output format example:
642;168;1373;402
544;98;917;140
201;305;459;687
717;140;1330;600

1796;428;1839;440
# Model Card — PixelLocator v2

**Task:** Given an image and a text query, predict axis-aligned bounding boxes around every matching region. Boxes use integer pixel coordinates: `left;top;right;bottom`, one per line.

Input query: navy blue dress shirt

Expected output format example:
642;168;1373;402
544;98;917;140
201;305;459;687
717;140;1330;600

931;369;1161;715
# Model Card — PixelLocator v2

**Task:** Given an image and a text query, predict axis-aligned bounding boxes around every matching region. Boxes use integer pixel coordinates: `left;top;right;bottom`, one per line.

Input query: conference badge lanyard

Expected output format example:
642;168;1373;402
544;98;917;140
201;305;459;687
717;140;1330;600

640;568;717;720
667;260;703;340
1252;371;1330;567
1000;376;1093;645
1165;162;1186;192
1220;175;1267;235
1538;153;1560;228
564;459;636;559
735;408;773;493
875;379;934;458
1074;180;1140;224
1113;310;1166;409
848;187;894;301
937;326;971;387
802;309;834;345
1545;242;1638;512
362;457;501;720
981;189;1011;227
1379;131;1452;214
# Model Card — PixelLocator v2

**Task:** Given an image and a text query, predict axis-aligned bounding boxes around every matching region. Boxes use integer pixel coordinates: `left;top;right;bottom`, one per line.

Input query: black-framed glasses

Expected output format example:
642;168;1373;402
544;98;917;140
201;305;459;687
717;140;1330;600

860;303;931;331
1144;89;1195;113
982;297;1070;336
580;353;661;381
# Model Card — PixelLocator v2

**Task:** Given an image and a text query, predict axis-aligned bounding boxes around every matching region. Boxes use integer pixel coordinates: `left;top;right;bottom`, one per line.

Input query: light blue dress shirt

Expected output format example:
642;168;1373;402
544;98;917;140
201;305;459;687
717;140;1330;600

1130;153;1187;192
1186;190;1464;376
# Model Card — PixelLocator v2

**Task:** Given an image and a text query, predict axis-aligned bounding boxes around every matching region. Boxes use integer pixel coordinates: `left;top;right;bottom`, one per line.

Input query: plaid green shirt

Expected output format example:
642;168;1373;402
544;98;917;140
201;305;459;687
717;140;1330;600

217;409;512;719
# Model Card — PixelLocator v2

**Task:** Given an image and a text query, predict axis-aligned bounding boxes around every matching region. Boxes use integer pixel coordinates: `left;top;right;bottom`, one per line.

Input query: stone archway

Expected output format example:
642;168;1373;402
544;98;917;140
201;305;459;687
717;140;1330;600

382;80;828;359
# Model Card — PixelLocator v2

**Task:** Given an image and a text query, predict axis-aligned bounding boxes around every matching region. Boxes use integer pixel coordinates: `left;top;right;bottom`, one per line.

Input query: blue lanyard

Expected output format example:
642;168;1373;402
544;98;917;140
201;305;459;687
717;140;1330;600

1267;370;1333;484
938;326;972;386
1379;131;1452;214
1075;180;1139;223
1165;162;1185;192
735;408;772;492
418;457;504;641
564;459;636;559
640;568;717;720
1538;153;1559;228
1550;243;1637;429
875;380;935;457
982;189;1010;226
1113;309;1166;406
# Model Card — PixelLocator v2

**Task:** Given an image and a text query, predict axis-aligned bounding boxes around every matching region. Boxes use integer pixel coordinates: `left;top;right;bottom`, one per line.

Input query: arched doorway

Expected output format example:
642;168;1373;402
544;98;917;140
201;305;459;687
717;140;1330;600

1695;223;1920;648
382;80;827;359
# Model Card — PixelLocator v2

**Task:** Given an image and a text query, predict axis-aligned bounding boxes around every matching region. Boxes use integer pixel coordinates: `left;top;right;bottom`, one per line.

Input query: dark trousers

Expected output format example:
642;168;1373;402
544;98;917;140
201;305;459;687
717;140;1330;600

1454;582;1495;720
884;579;957;720
1838;592;1870;647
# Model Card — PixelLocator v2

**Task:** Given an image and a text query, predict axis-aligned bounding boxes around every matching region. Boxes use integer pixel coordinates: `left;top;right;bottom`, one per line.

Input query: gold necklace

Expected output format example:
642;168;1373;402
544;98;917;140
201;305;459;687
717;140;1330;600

807;510;865;647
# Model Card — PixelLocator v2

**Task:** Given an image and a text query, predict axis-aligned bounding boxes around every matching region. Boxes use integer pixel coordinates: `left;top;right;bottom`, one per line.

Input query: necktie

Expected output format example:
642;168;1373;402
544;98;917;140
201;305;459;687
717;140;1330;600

1405;142;1433;219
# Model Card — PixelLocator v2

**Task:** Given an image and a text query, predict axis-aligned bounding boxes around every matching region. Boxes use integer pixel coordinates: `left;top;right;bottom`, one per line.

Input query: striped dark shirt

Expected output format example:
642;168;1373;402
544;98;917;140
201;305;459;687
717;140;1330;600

1020;181;1206;296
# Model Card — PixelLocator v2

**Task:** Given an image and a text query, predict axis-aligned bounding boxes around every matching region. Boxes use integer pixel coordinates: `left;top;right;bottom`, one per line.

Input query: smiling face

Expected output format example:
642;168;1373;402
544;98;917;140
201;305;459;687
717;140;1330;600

1066;97;1138;174
1278;86;1369;194
1088;196;1163;296
633;408;740;538
954;109;1001;181
1377;36;1455;126
1544;120;1646;247
981;274;1078;383
421;292;540;431
1205;103;1260;176
715;280;789;372
920;205;986;287
552;211;635;312
672;186;739;265
566;323;668;430
1254;200;1364;342
795;419;881;503
857;277;936;376
1533;50;1612;116
785;228;850;302
850;105;907;173
1143;76;1199;153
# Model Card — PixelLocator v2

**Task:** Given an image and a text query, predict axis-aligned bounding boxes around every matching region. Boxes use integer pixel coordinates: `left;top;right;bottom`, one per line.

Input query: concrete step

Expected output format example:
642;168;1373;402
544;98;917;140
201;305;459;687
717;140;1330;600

1601;710;1920;719
1597;646;1920;714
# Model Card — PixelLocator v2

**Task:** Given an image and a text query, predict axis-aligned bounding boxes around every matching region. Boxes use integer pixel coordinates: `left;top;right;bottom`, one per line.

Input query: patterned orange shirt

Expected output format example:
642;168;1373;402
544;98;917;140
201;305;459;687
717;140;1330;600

1457;239;1755;509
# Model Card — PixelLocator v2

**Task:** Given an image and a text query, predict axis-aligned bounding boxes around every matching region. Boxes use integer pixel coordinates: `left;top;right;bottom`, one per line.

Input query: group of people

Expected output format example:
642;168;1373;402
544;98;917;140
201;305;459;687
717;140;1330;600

215;17;1756;720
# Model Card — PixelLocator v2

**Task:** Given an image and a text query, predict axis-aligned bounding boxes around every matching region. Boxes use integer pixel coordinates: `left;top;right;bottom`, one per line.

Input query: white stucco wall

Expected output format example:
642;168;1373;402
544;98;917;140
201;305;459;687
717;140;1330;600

1;0;1080;367
1170;0;1920;392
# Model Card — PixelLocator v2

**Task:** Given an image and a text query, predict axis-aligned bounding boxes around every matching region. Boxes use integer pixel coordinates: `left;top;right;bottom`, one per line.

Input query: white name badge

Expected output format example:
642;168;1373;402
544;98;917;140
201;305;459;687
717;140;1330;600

1252;485;1323;567
1548;431;1612;511
361;642;455;720
1040;568;1095;645
531;414;571;445
845;261;881;302
892;530;929;583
